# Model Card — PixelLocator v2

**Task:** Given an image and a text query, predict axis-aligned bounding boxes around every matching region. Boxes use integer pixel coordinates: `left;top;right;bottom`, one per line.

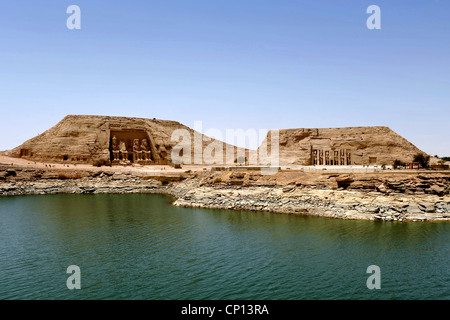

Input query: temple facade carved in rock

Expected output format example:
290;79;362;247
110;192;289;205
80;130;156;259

259;126;426;166
109;128;169;165
4;115;244;166
4;115;428;167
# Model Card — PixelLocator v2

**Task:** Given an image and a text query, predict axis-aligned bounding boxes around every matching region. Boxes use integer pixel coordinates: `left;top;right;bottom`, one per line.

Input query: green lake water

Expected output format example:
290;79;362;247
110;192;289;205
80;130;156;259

0;193;448;300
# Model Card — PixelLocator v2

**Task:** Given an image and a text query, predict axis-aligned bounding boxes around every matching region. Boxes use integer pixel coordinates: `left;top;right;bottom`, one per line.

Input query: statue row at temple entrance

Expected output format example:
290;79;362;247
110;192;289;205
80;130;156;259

312;148;352;166
132;138;152;161
111;135;152;164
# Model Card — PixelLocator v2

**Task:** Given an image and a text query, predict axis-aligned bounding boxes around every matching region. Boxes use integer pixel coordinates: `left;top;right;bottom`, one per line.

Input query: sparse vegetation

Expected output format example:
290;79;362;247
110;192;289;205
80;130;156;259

392;159;405;169
413;153;430;168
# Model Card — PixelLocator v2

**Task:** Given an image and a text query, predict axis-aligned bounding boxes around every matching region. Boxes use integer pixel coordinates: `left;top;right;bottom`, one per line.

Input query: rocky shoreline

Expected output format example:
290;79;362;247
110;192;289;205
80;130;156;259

0;166;185;198
174;185;450;222
1;165;449;222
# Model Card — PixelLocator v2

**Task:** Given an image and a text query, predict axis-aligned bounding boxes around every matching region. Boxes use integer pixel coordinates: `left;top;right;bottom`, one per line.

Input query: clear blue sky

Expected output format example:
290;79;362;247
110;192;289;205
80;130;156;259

0;0;449;155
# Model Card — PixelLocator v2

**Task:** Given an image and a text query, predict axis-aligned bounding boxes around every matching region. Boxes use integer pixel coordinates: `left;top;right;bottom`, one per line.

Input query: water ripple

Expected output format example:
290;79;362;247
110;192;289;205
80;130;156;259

0;194;448;300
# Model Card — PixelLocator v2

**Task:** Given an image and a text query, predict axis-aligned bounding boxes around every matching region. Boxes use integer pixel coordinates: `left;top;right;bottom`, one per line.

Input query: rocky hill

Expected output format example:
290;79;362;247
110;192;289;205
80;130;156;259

3;115;247;166
3;116;433;167
258;126;428;166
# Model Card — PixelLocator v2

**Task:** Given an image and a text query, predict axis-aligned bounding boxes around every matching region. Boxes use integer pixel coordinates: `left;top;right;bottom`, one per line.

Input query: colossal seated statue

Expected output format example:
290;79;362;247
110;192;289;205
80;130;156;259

133;139;142;162
140;139;151;161
158;145;167;159
119;140;128;161
111;135;120;161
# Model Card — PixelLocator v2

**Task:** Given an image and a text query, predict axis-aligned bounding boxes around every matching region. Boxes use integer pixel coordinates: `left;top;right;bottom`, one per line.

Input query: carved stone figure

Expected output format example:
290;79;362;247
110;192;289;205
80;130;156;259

111;135;120;161
119;140;128;160
133;139;142;162
158;145;167;159
140;139;151;160
312;149;318;165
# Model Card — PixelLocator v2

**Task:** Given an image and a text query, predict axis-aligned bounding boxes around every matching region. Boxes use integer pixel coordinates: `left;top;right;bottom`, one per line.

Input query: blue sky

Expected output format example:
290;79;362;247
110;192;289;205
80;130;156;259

0;0;449;155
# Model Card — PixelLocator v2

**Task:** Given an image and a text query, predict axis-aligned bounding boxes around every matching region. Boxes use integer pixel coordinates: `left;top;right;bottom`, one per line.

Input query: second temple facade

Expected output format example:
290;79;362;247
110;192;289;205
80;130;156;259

312;148;352;166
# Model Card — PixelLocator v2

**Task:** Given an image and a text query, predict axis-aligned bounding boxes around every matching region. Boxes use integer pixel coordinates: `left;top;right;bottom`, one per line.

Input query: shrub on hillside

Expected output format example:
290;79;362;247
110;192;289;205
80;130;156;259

413;153;430;168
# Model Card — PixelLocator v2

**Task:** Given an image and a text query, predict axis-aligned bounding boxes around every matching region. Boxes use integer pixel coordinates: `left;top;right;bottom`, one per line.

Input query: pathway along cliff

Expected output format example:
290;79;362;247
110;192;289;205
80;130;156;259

1;161;449;222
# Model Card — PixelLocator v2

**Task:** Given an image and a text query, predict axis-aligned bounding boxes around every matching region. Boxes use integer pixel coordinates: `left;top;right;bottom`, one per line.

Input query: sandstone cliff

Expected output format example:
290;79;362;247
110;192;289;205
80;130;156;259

5;115;247;165
4;115;432;167
259;126;427;166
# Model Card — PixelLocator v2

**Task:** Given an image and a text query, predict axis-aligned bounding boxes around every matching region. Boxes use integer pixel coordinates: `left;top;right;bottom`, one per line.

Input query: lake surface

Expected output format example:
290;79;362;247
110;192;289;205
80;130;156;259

0;193;448;300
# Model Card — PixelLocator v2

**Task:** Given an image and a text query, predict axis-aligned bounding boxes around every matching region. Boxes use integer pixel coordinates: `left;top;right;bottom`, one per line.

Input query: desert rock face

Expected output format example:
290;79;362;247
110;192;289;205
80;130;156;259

3;116;430;167
4;115;246;166
1;165;448;221
259;126;426;166
173;171;450;222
